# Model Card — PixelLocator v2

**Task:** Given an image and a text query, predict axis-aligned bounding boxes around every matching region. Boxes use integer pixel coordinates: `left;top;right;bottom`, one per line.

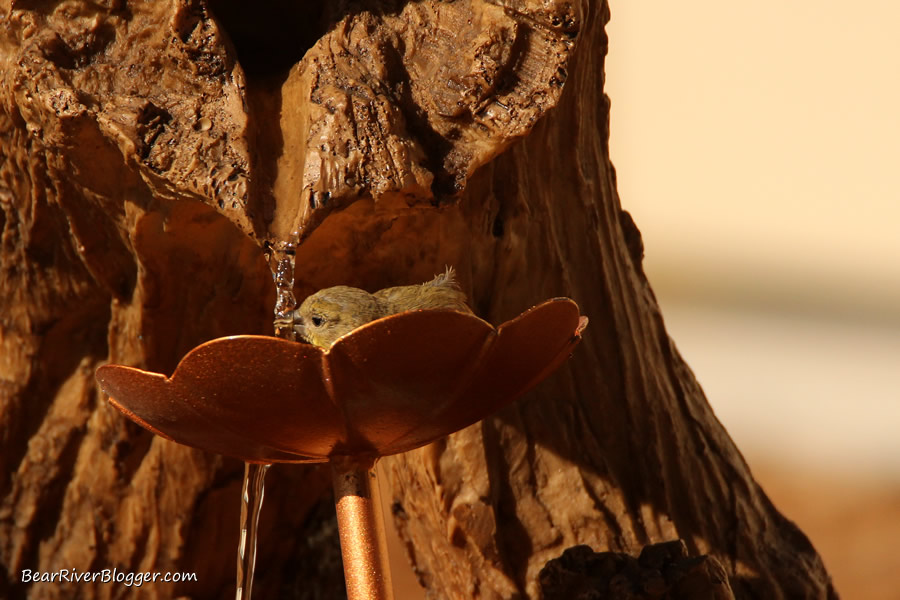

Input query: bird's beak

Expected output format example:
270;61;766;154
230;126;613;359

274;313;308;342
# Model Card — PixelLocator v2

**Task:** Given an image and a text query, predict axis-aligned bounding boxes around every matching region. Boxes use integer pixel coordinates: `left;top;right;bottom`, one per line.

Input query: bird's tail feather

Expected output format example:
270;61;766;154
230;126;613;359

430;265;459;289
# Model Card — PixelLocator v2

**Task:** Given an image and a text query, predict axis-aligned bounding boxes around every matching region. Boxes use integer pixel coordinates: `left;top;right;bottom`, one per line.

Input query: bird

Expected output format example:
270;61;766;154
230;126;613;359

291;267;472;348
373;266;472;315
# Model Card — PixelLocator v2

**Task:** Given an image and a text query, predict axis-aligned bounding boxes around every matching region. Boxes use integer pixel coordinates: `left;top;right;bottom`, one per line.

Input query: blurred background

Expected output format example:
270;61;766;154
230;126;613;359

605;1;900;597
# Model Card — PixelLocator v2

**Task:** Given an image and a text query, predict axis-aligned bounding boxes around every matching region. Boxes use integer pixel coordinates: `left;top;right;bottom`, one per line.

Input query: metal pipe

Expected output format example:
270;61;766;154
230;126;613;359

331;456;394;600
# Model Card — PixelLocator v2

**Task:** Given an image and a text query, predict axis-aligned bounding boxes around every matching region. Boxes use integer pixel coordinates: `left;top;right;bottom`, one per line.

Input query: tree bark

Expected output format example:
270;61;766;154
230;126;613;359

0;1;835;599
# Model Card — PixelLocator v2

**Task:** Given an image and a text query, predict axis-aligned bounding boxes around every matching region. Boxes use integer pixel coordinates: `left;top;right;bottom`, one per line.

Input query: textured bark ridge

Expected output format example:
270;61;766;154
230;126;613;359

539;541;735;599
272;0;576;236
0;0;835;599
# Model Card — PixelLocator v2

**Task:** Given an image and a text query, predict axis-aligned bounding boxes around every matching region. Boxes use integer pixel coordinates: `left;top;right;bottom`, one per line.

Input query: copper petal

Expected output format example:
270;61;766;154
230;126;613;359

97;364;323;464
367;297;585;455
97;337;341;462
324;310;496;455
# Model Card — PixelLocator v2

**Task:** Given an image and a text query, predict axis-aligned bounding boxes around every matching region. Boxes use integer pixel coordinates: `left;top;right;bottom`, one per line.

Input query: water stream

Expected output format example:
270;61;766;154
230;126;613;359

271;237;299;340
234;236;300;600
235;462;270;600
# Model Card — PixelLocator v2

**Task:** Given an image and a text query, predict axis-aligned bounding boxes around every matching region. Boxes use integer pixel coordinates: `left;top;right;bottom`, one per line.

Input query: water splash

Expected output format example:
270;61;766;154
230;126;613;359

235;462;270;600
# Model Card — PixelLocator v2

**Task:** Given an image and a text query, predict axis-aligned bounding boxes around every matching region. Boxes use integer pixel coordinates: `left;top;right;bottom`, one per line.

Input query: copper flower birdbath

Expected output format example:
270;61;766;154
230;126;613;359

96;298;587;599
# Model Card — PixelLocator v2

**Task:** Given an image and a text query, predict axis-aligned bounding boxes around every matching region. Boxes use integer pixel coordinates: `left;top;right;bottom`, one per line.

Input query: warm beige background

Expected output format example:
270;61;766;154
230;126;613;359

605;1;900;598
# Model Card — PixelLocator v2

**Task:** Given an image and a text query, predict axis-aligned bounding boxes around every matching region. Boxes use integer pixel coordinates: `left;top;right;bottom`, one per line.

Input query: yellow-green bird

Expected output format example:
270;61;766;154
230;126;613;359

291;267;472;348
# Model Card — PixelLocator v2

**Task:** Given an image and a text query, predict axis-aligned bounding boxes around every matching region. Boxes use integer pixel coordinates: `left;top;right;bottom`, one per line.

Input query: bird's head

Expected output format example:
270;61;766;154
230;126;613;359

293;286;384;348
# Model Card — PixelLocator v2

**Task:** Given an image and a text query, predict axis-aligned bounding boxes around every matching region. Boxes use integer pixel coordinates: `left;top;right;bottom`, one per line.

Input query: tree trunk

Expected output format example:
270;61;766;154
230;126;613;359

0;1;836;599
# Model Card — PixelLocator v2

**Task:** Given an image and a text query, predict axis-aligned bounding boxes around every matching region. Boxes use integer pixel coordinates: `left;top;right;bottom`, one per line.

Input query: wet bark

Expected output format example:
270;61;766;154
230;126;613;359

0;0;835;599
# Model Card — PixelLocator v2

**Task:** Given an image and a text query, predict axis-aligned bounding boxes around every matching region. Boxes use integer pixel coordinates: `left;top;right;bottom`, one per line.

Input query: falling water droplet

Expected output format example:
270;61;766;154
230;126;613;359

234;462;270;600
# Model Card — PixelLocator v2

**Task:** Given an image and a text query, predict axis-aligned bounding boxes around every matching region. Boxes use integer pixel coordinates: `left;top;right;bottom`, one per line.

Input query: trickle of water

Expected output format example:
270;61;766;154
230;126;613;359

234;462;270;600
234;232;302;599
266;232;301;340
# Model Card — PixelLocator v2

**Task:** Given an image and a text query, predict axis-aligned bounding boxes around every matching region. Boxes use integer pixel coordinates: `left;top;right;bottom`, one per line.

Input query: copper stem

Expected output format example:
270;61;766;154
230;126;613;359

331;456;394;600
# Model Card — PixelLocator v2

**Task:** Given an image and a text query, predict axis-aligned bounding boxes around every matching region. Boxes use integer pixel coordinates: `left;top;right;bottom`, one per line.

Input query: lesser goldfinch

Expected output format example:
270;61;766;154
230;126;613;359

291;267;472;348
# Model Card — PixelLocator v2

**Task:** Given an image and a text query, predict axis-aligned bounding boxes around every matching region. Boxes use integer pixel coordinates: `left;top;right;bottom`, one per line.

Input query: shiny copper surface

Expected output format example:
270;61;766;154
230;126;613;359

95;298;586;462
331;456;394;600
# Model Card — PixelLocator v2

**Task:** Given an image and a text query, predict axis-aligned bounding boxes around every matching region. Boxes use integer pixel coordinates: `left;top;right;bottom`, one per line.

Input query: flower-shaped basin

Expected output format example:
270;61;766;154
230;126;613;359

96;298;587;463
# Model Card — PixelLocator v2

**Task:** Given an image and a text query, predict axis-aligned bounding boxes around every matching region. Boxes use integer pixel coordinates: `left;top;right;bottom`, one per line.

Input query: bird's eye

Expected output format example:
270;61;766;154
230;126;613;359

311;315;324;327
